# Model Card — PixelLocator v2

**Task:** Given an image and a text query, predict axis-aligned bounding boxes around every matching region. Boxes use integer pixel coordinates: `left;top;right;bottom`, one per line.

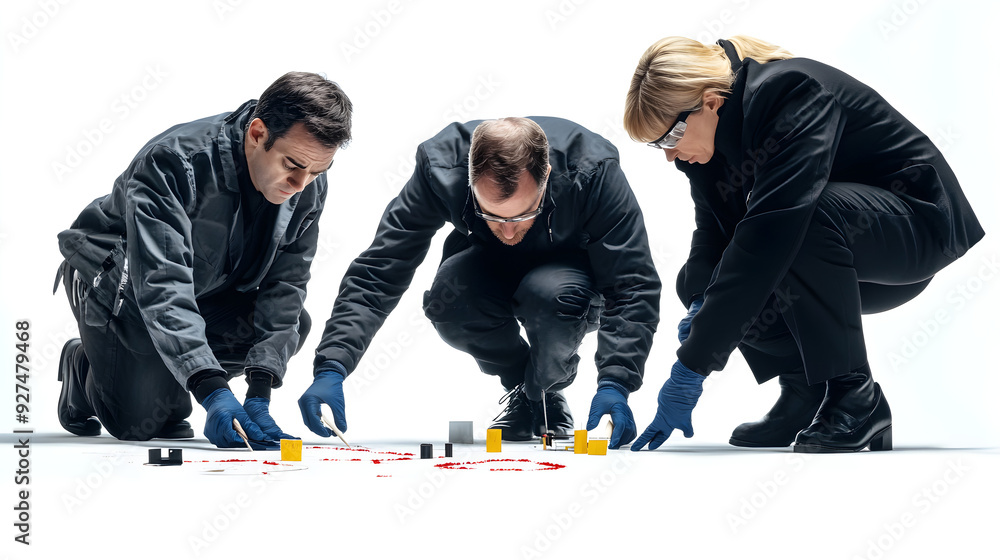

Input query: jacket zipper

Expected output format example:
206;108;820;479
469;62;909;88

112;259;130;317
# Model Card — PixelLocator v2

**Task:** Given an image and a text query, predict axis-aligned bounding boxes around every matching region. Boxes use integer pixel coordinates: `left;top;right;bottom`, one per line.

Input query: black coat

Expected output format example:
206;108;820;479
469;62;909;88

56;101;326;388
675;56;985;375
314;117;661;391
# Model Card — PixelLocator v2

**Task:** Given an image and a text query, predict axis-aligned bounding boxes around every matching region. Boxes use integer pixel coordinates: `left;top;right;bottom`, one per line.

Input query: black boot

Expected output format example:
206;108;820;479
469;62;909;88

529;391;574;439
730;373;826;447
489;385;536;441
793;372;892;453
57;339;102;437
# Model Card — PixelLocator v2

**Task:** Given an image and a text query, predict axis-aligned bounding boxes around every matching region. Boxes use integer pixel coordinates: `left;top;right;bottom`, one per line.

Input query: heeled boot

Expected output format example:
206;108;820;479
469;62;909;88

793;371;892;453
730;373;826;447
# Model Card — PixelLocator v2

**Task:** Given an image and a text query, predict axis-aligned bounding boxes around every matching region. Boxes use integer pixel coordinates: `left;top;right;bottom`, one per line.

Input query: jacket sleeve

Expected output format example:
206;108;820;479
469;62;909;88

313;147;447;375
125;145;223;388
583;160;661;392
674;157;734;306
677;71;845;375
246;197;324;386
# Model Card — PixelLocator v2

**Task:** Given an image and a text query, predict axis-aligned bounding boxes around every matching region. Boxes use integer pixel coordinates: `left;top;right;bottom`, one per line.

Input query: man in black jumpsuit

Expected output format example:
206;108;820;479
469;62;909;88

55;72;352;448
630;40;984;452
299;117;660;448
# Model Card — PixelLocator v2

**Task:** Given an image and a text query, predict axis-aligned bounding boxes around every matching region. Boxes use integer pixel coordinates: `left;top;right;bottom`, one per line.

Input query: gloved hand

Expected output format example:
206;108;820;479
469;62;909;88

201;388;267;448
677;297;704;343
298;365;347;437
631;360;706;451
586;379;637;449
243;397;297;441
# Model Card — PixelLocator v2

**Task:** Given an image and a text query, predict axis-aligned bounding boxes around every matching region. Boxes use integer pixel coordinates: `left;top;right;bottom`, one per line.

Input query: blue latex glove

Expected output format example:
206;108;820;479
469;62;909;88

677;297;704;343
201;388;267;448
586;379;637;449
632;360;706;451
298;365;347;437
243;397;297;441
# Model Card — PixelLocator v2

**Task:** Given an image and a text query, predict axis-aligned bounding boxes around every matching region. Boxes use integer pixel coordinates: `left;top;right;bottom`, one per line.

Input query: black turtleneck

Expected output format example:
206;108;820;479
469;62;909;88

231;143;278;285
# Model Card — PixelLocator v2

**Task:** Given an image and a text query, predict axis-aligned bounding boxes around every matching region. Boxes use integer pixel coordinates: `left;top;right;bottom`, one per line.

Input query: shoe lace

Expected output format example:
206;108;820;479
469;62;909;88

493;384;526;422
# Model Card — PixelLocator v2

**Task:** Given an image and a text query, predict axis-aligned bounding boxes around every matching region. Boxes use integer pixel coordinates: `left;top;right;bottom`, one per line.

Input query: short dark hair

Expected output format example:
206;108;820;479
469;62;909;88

251;72;353;150
469;117;549;200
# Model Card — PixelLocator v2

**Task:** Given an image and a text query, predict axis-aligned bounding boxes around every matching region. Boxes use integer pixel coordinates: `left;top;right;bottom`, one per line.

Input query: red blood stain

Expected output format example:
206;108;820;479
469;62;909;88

435;459;566;471
263;461;279;466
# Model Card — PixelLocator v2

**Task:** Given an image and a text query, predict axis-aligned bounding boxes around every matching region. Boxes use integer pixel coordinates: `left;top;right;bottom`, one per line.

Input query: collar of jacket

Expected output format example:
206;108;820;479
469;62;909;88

713;63;749;166
541;179;557;243
460;186;474;233
717;39;743;74
218;99;256;194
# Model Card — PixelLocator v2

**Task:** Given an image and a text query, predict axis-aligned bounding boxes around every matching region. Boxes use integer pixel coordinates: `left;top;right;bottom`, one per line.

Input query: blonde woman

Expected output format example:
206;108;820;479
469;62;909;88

625;36;983;453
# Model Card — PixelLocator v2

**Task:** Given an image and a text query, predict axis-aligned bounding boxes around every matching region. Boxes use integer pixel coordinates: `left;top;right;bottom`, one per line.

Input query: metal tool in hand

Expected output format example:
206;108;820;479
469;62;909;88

540;393;555;447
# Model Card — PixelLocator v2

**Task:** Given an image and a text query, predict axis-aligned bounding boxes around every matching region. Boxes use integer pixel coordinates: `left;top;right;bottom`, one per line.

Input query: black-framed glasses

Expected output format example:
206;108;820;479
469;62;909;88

471;181;547;223
647;110;692;150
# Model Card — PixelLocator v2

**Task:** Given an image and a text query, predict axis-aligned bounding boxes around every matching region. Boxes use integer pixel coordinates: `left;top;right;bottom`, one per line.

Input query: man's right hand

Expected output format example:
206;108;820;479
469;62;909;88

586;380;637;449
200;388;267;448
298;368;347;437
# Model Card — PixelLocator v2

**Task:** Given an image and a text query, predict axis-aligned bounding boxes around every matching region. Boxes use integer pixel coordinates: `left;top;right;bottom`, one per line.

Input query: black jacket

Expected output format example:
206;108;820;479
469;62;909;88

56;101;326;389
675;56;985;375
314;117;660;391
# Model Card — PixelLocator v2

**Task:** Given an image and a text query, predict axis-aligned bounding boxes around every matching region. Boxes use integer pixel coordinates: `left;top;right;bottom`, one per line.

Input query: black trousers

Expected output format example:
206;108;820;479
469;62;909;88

423;244;602;400
62;263;310;440
738;182;953;385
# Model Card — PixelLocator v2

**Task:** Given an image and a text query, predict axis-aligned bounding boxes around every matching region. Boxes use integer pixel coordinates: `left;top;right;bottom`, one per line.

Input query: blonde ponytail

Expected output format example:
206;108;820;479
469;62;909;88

726;35;794;65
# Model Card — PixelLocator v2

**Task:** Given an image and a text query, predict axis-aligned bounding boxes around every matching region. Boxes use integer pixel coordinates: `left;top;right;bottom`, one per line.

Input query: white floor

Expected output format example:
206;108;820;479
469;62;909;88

5;431;997;560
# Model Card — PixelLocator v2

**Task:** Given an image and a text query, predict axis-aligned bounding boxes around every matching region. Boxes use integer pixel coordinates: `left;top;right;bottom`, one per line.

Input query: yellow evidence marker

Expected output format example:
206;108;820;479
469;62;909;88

486;428;502;453
574;430;588;454
280;439;302;461
587;439;608;456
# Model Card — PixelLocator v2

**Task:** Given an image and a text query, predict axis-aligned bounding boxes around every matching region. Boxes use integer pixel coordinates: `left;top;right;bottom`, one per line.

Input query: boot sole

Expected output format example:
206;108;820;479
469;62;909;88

793;425;893;453
729;436;793;448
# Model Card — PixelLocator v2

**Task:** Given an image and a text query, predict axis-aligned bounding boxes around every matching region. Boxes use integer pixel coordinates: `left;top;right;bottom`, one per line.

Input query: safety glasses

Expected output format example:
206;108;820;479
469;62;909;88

647;110;692;150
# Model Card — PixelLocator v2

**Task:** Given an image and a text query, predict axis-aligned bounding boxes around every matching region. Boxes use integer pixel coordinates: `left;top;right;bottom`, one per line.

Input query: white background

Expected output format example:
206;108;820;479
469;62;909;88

1;1;997;559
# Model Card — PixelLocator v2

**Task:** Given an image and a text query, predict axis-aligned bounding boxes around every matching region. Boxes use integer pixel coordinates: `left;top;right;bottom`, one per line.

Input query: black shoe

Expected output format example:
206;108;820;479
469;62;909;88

57;339;101;437
730;373;826;447
490;385;576;441
489;385;535;441
793;373;892;453
154;420;195;439
530;391;574;439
